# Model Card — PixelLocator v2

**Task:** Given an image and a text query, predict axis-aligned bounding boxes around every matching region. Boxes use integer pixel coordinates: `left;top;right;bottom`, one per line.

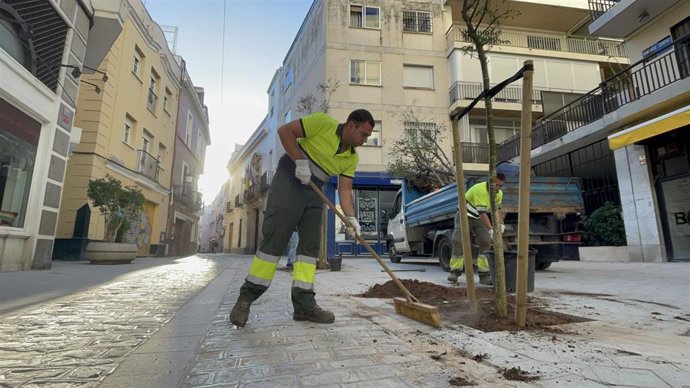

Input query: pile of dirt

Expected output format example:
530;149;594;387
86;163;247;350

355;279;588;332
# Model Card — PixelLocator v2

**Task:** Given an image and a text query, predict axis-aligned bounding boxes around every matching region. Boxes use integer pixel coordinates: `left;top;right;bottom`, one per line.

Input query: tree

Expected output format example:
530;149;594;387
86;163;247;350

296;78;341;114
387;110;455;190
87;175;145;243
458;0;519;318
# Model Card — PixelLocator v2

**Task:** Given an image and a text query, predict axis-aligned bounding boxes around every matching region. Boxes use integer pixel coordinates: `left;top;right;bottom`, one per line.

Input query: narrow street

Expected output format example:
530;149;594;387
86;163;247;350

1;255;689;387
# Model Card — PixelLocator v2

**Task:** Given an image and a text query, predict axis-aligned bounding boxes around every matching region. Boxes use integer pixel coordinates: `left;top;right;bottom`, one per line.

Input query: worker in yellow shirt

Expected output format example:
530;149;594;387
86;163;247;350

448;173;505;285
229;109;375;327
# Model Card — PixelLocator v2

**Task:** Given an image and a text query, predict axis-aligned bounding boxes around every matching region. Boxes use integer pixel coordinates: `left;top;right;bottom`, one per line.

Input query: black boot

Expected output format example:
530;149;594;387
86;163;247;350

230;281;266;327
230;295;253;327
292;287;334;323
293;304;335;324
478;272;493;286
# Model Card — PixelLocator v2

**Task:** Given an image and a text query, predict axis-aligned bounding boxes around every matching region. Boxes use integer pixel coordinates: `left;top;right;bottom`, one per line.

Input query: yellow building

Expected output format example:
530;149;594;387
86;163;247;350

55;0;180;257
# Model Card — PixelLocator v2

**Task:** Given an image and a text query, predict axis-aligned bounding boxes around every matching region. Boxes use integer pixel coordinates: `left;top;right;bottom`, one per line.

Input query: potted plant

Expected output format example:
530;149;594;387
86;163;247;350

578;202;628;262
85;175;145;264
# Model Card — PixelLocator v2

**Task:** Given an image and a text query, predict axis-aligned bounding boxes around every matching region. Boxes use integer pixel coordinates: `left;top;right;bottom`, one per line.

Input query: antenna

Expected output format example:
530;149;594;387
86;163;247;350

160;25;179;54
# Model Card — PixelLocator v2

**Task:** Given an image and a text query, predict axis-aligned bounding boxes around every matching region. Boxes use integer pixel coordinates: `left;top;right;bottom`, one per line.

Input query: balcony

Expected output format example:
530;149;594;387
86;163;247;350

588;0;680;38
137;150;160;181
447;25;628;58
498;35;690;162
450;81;545;107
226;200;233;213
234;194;241;208
260;171;273;193
173;183;202;210
588;0;620;21
460;142;489;164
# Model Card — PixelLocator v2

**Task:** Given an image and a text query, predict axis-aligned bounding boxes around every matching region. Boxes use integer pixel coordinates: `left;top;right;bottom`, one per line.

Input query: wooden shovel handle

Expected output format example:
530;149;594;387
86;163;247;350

308;181;418;303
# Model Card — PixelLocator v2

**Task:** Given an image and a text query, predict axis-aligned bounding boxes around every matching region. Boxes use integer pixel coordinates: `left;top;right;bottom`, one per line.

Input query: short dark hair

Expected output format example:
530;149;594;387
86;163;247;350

347;109;375;127
497;172;506;181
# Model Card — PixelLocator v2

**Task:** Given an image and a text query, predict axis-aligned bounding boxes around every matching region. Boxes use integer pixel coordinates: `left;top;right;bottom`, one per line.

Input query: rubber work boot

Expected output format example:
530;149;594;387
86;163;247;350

293;304;335;324
478;272;493;286
447;270;462;283
229;296;253;327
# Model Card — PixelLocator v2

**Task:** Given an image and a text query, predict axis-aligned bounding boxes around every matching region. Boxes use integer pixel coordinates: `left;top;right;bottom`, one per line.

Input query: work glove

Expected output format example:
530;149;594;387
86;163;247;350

488;229;494;240
345;216;361;239
295;159;311;185
500;224;506;233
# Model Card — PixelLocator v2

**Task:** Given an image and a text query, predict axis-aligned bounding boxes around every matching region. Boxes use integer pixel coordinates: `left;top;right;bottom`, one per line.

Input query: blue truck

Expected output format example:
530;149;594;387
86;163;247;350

386;175;585;271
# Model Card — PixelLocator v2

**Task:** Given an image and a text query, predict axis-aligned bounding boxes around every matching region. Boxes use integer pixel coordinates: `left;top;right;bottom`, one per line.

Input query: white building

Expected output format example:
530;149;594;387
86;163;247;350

222;0;628;259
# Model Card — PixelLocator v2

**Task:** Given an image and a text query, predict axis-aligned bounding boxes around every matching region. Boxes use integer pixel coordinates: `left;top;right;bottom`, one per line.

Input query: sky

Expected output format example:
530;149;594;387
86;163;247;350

144;0;313;204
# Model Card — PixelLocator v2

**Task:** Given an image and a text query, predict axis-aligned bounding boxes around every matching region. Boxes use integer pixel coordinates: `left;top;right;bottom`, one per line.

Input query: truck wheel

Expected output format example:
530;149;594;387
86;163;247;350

536;261;552;270
437;236;452;272
388;242;401;263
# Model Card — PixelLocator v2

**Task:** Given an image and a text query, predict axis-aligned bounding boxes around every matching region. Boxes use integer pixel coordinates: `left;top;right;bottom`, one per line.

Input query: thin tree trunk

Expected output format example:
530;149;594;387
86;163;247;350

477;35;508;319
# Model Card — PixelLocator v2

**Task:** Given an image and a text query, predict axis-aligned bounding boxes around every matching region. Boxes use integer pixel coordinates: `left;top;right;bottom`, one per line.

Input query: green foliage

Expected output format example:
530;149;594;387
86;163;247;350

87;175;145;243
581;202;627;246
386;111;455;190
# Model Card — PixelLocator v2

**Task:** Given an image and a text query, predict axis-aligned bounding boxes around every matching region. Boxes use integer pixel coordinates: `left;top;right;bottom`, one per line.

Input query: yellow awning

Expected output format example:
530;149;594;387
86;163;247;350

608;105;690;150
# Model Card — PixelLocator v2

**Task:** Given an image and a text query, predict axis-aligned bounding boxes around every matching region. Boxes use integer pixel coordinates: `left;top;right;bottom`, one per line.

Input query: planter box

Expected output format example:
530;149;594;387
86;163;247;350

578;246;628;262
86;242;137;264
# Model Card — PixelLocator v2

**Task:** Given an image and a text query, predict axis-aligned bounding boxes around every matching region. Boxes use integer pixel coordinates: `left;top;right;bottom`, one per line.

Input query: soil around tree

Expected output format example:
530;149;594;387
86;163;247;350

355;279;589;332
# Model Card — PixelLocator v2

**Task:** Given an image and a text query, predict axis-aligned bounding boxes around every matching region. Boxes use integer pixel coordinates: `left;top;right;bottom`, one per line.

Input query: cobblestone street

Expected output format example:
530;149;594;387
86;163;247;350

0;257;217;387
1;255;689;387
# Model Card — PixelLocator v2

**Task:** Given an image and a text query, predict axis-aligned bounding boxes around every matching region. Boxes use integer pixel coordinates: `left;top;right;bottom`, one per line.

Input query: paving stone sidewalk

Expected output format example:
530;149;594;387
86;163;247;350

0;257;217;388
180;263;499;388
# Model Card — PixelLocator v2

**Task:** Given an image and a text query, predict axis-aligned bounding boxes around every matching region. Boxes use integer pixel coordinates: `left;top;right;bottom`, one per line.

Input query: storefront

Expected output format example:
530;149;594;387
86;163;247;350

323;173;400;258
609;105;690;262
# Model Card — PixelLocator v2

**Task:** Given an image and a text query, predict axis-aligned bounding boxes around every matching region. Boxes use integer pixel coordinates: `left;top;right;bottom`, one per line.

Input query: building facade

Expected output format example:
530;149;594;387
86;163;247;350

499;0;690;261
219;0;627;259
55;0;181;259
165;56;209;257
0;0;127;271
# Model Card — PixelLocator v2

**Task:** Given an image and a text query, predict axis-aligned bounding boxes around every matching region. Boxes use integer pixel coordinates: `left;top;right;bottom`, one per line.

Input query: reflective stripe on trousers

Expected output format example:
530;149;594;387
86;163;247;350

449;254;489;273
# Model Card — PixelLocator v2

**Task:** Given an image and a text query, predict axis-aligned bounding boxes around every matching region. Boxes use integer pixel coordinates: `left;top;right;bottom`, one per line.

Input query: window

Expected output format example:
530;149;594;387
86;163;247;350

185;111;193;146
403;65;434;89
350;5;380;29
404;121;436;146
470;118;520;144
0;98;40;228
132;46;143;76
363;120;382;147
284;109;292;124
0;16;32;69
350;60;381;86
123;115;134;144
284;68;293;92
147;72;159;113
402;10;432;33
163;88;172;113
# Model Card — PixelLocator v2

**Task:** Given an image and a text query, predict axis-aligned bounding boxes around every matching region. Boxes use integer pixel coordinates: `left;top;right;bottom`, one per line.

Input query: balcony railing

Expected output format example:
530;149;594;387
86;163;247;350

260;171;273;193
449;81;546;106
137;150;160;181
460;142;489;163
588;0;621;22
173;183;202;210
234;194;241;208
447;25;628;58
226;200;233;213
498;35;690;162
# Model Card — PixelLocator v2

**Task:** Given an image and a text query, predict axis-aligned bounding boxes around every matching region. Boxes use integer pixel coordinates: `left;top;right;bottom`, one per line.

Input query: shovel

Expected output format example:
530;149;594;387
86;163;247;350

308;181;441;328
